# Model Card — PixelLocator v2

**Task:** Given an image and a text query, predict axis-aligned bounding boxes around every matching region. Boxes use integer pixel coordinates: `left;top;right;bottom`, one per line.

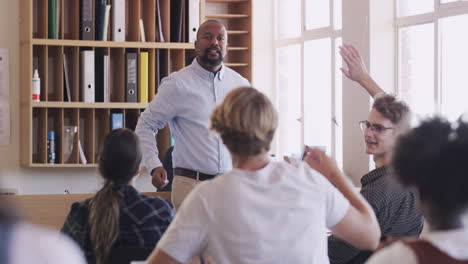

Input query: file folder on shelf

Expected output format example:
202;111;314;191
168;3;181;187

112;0;125;41
126;52;138;103
80;50;95;103
188;0;200;43
80;0;94;40
139;52;149;103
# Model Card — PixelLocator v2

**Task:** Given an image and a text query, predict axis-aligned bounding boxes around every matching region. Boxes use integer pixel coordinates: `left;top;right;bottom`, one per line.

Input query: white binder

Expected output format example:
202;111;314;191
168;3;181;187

80;50;95;103
112;0;125;41
188;0;200;43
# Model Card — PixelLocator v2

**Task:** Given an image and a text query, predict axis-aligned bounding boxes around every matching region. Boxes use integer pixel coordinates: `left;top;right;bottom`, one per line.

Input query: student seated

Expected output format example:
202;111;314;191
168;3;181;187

146;87;380;264
366;117;468;263
0;195;85;264
61;128;174;264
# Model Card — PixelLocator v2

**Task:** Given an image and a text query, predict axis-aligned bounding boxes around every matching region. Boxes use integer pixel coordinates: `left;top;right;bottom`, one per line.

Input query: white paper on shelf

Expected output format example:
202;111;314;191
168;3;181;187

78;139;87;164
0;48;10;145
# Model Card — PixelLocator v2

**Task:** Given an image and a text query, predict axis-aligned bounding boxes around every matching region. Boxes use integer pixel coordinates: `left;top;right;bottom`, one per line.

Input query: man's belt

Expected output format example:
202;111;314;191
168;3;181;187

173;168;217;181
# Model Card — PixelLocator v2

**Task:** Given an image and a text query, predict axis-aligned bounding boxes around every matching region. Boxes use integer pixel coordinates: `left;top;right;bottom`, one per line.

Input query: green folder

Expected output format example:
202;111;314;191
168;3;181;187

48;0;57;39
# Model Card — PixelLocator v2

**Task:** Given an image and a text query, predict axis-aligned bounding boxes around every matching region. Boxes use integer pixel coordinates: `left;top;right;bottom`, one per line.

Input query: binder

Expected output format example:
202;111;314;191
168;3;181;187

126;52;138;102
139;52;149;103
80;50;95;103
112;0;125;41
48;0;57;39
110;112;124;130
95;0;107;40
188;0;200;43
80;0;94;40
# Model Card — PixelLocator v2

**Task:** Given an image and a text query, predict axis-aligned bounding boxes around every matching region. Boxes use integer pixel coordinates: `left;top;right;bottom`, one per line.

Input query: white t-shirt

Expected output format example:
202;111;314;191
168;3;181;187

157;161;350;264
9;223;86;264
366;228;468;264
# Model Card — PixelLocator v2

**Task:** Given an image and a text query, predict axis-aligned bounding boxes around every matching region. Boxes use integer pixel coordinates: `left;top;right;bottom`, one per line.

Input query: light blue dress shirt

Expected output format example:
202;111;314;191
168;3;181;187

135;58;250;175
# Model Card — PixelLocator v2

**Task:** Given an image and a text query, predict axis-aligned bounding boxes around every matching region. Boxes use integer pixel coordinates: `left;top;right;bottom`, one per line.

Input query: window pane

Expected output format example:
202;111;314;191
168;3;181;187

334;37;343;168
305;0;330;29
440;15;468;121
334;0;342;30
397;0;433;17
277;45;302;157
304;38;332;154
399;24;435;117
276;0;301;39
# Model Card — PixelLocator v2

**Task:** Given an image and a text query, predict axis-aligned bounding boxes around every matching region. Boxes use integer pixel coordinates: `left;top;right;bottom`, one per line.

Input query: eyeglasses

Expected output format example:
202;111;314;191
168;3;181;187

359;120;394;133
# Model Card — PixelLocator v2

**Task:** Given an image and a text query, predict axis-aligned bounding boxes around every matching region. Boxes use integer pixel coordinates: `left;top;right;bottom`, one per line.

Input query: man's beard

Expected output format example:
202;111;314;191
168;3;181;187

200;47;224;67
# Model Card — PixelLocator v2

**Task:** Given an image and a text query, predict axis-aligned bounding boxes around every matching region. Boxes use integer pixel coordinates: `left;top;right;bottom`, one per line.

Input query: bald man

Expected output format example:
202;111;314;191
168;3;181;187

136;20;249;210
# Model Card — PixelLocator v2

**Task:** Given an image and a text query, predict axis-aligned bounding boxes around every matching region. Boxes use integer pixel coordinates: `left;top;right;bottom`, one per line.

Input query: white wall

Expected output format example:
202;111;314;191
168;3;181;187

0;0;275;194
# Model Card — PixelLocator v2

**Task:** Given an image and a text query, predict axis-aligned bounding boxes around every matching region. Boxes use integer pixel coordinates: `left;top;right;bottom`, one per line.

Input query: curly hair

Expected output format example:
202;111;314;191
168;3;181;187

210;87;277;157
392;117;468;215
373;94;409;124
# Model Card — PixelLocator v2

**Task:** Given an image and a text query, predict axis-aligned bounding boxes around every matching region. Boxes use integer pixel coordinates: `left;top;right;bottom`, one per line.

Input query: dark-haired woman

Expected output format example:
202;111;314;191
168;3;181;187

367;117;468;263
61;128;174;264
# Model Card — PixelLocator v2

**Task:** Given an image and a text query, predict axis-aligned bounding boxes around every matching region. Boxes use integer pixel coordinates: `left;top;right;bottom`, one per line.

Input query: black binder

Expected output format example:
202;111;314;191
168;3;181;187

80;0;94;40
126;52;138;102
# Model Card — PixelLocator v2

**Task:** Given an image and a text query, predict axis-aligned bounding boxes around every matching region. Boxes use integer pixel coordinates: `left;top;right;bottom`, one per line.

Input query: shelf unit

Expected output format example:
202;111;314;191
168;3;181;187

20;0;252;168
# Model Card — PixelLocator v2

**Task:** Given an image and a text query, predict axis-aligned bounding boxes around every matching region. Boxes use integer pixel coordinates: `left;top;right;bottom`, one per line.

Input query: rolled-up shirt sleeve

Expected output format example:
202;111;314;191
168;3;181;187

135;76;180;173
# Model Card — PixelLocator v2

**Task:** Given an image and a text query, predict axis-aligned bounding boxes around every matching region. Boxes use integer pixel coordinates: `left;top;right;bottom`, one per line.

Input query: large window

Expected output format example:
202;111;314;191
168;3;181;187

397;0;468;121
274;0;342;166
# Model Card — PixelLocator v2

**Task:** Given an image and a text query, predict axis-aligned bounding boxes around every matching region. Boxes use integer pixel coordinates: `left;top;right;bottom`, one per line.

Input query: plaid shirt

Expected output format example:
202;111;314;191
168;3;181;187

328;166;424;264
61;185;174;263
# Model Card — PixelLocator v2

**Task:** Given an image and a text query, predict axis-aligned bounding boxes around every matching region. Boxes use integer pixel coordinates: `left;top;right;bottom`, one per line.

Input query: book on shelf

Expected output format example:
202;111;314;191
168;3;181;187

139;51;149;103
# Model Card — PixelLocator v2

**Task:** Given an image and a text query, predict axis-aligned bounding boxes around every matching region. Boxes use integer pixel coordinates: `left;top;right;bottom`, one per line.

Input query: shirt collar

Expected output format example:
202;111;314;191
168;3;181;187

191;57;226;81
361;165;389;185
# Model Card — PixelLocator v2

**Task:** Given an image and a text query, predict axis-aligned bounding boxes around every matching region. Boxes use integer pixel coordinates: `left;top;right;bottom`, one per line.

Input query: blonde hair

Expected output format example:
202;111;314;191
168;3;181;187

210;87;278;157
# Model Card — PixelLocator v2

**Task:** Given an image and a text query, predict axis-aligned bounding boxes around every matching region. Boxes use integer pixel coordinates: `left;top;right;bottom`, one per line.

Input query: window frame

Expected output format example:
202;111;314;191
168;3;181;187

273;0;342;163
396;0;468;115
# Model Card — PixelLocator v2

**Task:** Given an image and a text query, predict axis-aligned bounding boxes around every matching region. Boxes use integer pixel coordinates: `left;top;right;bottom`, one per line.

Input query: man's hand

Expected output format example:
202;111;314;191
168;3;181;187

339;44;384;97
151;167;168;190
339;44;368;83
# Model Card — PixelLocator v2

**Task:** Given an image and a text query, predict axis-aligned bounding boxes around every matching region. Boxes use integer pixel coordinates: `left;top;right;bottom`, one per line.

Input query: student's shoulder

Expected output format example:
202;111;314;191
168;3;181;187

12;223;87;264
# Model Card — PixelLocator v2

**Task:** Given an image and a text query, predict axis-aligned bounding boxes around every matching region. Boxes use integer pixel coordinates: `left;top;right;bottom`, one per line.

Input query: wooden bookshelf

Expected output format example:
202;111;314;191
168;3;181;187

20;0;252;167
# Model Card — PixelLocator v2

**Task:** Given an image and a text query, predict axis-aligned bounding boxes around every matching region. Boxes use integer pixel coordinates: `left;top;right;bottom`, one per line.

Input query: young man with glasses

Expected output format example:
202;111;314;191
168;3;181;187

327;45;423;264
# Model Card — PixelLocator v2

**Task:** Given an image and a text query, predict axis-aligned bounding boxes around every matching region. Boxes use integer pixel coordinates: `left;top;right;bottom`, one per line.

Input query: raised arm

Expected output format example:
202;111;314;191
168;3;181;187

339;44;384;97
303;147;381;250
